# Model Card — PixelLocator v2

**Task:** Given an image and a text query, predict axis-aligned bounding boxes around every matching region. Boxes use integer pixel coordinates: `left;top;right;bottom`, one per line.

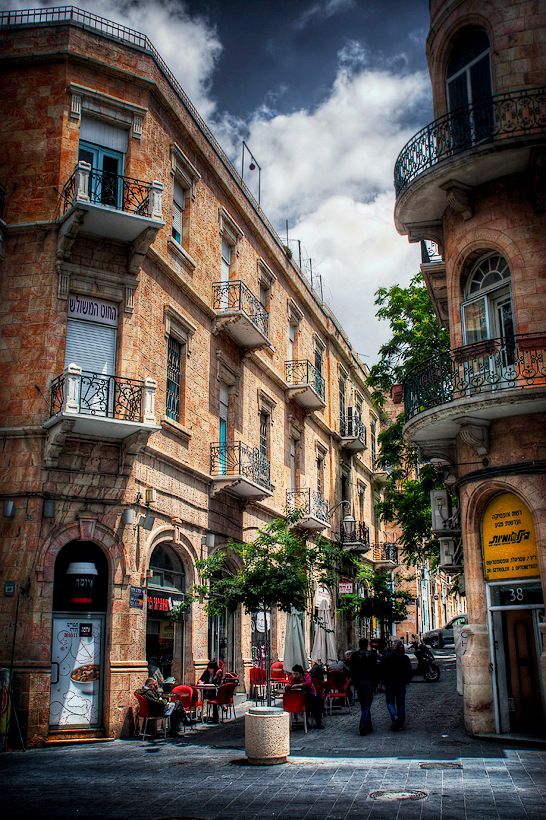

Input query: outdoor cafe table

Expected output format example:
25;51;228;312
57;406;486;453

194;683;217;722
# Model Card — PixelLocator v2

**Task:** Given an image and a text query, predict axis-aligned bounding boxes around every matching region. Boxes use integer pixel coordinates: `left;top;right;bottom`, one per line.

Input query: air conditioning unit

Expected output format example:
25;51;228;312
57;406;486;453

145;487;157;504
439;537;463;570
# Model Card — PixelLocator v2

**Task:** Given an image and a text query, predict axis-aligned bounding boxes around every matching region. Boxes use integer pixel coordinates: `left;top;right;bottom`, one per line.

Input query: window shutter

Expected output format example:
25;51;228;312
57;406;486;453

65;319;116;375
80;117;129;153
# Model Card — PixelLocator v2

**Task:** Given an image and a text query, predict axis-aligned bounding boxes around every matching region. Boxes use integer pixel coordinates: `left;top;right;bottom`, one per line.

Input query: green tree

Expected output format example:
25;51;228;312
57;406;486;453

367;273;451;566
194;514;349;703
339;563;411;638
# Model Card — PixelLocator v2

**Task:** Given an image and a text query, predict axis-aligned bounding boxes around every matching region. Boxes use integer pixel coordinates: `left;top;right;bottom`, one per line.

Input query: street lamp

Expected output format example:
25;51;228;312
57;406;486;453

241;140;261;204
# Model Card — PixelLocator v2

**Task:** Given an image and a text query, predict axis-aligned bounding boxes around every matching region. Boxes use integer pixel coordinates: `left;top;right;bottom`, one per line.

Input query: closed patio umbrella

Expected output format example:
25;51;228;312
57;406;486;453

311;599;337;664
283;609;307;671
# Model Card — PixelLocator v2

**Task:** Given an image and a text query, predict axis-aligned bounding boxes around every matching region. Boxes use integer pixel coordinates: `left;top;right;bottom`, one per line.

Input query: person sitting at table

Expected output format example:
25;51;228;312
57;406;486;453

286;664;325;729
198;660;222;722
137;677;194;736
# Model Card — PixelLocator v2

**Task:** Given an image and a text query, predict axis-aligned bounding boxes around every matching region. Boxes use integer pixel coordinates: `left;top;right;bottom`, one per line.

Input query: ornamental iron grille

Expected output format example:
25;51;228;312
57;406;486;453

285;359;325;400
212;280;269;337
62;165;152;215
394;87;546;196
286;488;329;524
340;408;366;444
166;336;181;422
210;440;271;489
50;371;144;421
370;543;398;564
339;520;370;547
403;333;546;421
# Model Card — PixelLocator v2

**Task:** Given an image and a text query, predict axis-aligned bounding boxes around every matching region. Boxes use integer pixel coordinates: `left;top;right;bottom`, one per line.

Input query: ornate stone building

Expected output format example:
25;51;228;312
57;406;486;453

395;0;545;735
0;7;393;744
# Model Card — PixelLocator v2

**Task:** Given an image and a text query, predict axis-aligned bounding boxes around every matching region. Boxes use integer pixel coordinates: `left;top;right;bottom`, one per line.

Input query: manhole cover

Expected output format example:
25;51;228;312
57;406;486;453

370;790;427;802
420;762;462;769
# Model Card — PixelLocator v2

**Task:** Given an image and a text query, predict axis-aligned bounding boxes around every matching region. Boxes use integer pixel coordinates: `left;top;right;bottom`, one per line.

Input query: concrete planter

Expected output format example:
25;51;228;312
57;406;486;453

245;706;289;765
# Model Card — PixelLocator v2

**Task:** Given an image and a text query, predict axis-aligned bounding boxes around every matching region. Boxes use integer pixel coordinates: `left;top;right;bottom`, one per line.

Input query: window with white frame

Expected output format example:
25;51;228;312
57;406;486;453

462;253;514;347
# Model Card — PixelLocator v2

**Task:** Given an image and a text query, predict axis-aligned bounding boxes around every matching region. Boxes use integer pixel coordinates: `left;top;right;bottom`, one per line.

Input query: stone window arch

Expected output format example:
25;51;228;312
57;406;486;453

148;543;185;594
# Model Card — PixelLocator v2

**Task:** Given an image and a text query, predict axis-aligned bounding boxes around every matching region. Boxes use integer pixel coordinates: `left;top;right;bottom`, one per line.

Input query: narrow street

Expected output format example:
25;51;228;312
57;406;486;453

2;651;545;819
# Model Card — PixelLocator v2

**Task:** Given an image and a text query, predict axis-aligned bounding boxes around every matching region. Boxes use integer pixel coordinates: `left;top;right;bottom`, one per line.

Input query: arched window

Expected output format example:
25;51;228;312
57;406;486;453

462;253;514;347
149;544;185;593
446;29;493;147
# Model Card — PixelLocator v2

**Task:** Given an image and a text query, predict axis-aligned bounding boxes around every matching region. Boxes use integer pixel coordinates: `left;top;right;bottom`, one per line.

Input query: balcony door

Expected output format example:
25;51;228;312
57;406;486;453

78;118;127;208
218;383;229;475
65;295;118;416
446;29;493;150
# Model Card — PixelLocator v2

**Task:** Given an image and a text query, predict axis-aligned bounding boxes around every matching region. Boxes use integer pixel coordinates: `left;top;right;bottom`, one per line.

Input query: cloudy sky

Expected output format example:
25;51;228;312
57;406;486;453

7;0;433;362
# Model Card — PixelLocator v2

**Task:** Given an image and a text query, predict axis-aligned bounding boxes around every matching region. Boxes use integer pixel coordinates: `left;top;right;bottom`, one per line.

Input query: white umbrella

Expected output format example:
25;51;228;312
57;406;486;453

311;599;337;664
283;609;307;671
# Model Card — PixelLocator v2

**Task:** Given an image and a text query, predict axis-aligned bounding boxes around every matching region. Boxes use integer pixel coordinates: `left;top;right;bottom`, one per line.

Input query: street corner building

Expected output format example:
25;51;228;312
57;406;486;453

394;0;546;736
0;7;394;745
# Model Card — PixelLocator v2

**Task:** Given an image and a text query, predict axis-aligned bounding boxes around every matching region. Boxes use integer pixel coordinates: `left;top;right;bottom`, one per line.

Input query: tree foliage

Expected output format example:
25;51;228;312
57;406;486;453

366;272;450;407
339;563;411;637
366;274;450;566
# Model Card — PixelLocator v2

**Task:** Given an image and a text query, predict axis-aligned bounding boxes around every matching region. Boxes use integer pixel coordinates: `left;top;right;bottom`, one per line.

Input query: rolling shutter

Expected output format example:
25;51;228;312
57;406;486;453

80;117;129;153
65;319;116;375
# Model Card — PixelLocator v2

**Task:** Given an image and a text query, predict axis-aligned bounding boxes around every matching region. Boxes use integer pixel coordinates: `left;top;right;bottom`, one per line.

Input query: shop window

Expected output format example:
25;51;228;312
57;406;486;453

148;544;185;593
147;544;186;681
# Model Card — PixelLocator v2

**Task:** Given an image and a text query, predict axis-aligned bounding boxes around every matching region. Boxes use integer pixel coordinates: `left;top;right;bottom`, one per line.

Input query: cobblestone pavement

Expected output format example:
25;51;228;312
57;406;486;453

2;651;545;819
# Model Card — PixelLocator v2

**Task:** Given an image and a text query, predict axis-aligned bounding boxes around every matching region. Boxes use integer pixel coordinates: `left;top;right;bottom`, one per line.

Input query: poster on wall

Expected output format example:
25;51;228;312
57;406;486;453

482;493;539;581
49;618;102;728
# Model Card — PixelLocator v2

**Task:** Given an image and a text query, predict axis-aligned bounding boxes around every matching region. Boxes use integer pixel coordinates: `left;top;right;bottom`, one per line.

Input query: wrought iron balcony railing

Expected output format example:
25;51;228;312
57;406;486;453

339;520;370;548
340;409;366;444
210;441;271;490
212;280;269;337
286;488;329;524
394;87;546;196
285;360;325;400
62;162;163;218
404;333;546;422
50;369;147;421
370;543;398;565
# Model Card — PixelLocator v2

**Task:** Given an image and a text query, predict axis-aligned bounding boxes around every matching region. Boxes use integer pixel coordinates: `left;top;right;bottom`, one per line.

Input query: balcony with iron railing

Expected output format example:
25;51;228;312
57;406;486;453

340;409;367;453
403;333;546;449
394;87;546;232
60;160;164;244
43;364;160;467
286;488;329;532
369;542;398;568
210;441;272;500
339;520;370;551
212;280;269;350
285;360;326;411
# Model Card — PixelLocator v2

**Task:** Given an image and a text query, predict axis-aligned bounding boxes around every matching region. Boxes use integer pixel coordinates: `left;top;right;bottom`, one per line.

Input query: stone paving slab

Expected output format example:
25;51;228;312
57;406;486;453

2;651;545;819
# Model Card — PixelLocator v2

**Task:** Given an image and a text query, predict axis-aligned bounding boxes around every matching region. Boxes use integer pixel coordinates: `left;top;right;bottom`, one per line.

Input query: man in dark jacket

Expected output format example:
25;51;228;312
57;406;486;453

137;677;193;736
350;638;378;736
379;640;413;730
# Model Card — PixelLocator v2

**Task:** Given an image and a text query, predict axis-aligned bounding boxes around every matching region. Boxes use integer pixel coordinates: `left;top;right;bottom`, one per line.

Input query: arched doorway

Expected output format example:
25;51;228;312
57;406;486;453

146;543;186;682
49;541;108;729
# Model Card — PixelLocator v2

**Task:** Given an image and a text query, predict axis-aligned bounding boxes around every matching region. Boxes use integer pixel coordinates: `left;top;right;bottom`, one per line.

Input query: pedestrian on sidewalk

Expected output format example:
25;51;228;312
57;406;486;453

379;640;412;731
349;638;378;736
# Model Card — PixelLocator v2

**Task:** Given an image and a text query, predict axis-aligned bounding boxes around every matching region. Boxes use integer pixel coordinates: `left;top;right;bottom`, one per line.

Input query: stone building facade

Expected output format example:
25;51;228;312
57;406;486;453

0;8;392;744
394;0;545;735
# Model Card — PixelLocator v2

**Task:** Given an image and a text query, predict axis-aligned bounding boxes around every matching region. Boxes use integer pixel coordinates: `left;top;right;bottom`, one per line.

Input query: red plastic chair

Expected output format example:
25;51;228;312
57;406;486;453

206;682;237;722
134;692;168;741
271;662;289;697
171;683;200;724
249;667;266;703
326;677;352;714
282;690;307;733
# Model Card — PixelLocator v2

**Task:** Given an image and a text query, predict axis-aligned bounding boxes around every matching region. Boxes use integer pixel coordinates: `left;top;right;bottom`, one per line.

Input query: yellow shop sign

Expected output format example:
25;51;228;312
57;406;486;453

482;492;538;581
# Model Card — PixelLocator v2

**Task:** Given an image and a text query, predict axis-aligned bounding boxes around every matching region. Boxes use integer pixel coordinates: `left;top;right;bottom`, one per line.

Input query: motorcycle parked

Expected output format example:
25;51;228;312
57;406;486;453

408;640;441;682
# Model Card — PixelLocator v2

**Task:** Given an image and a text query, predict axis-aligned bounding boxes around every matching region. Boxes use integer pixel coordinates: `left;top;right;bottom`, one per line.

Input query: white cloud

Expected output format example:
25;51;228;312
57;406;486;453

297;0;356;30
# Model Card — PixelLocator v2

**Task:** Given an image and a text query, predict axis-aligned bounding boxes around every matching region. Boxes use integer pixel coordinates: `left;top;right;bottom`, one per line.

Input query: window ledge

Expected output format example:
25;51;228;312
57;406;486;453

161;416;192;441
167;237;197;272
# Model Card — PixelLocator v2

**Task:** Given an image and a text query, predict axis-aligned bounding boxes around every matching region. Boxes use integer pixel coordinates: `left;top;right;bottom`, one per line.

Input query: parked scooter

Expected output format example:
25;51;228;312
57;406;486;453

409;640;441;682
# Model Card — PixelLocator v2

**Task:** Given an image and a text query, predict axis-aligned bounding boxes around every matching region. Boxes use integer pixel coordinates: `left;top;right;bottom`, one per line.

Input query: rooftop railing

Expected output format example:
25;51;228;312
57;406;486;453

286;488;329;524
394;87;546;197
212;280;269;337
210;441;271;490
285;360;325;401
403;333;546;422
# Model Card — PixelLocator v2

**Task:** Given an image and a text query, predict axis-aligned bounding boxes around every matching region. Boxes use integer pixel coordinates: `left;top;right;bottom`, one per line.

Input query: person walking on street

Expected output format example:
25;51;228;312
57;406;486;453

379;640;413;731
350;638;378;736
